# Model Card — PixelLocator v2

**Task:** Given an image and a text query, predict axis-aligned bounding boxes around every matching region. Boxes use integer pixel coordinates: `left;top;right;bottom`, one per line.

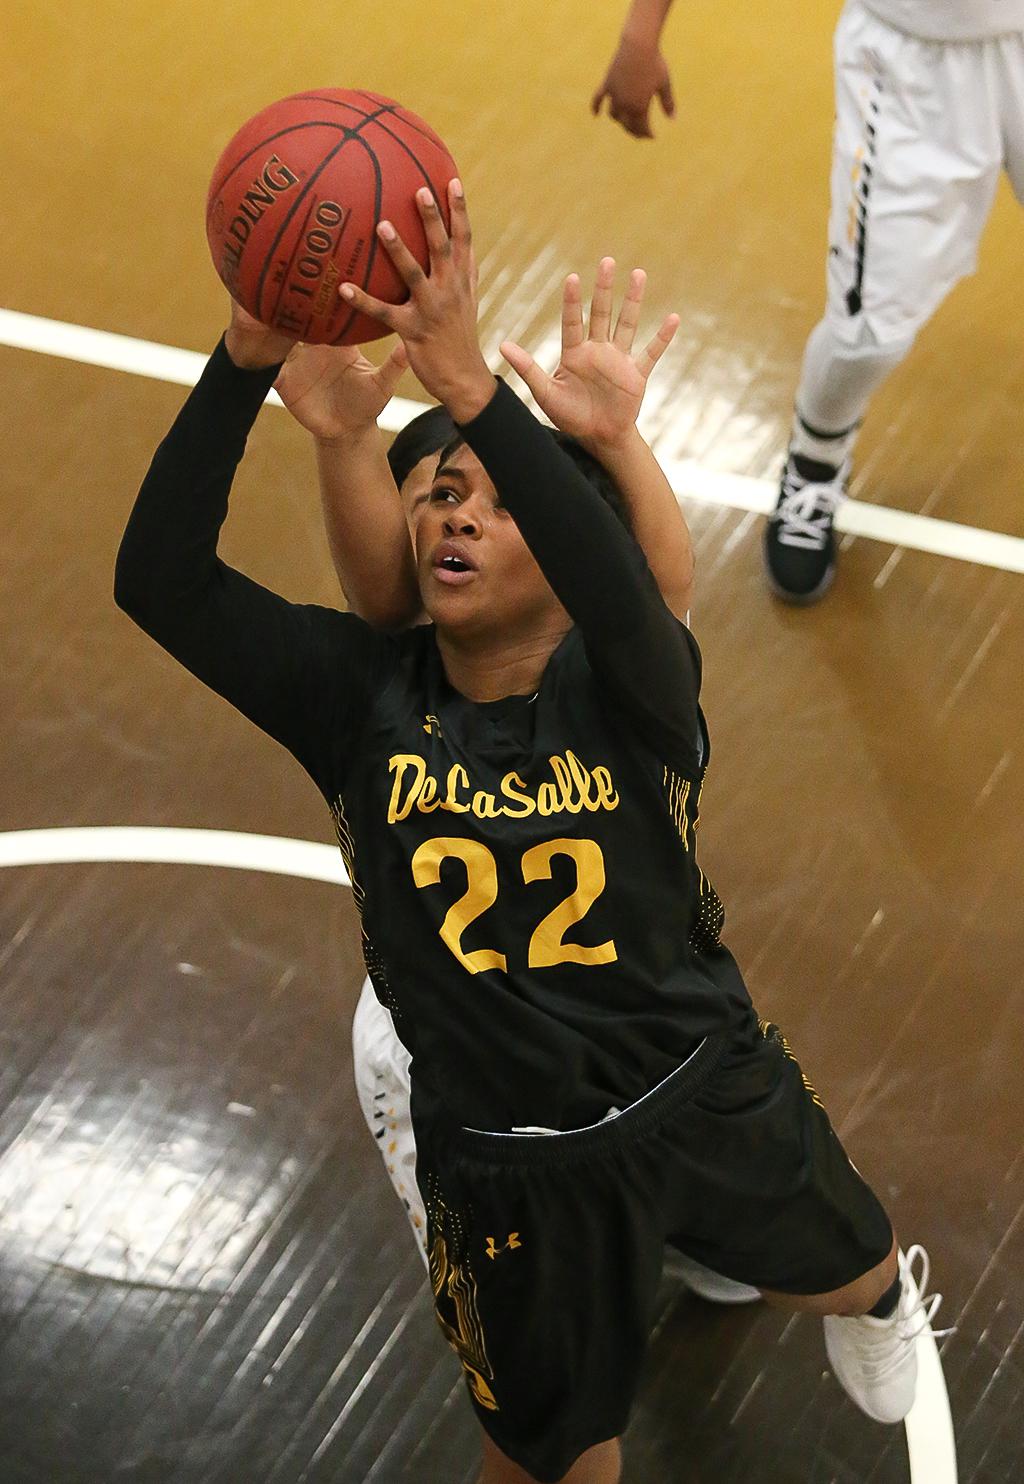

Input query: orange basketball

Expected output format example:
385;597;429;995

206;89;458;345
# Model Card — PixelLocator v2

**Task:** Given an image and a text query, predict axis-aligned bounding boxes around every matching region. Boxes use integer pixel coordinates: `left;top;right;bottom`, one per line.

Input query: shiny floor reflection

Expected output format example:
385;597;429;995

3;0;1024;1479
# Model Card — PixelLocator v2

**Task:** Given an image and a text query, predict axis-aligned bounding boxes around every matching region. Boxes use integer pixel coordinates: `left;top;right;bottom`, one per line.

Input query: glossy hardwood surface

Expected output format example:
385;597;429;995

2;2;1022;1479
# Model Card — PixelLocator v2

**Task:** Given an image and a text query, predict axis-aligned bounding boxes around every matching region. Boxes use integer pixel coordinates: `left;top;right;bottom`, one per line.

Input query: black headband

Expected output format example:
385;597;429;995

386;405;458;491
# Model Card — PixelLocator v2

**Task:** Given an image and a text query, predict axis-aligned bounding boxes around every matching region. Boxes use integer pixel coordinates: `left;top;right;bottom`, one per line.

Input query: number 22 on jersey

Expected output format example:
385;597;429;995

411;836;617;974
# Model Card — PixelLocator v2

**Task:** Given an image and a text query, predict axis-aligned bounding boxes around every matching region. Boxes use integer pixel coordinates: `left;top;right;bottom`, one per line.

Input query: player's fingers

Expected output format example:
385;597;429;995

274;343;357;400
610;105;653;140
339;280;399;330
378;340;410;394
612;268;646;353
591;84;608;116
500;339;549;401
375;220;428;291
448;178;472;265
415;186;453;268
635;312;680;380
561;274;585;351
272;349;301;398
658;78;676;119
588;257;616;342
273;339;304;383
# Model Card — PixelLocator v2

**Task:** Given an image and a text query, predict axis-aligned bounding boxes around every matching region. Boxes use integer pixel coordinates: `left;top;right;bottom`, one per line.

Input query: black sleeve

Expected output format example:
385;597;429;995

457;380;703;773
114;337;389;790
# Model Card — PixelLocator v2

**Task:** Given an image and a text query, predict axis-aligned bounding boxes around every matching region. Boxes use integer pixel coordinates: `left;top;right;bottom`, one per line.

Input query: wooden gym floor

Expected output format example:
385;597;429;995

2;1;1023;1480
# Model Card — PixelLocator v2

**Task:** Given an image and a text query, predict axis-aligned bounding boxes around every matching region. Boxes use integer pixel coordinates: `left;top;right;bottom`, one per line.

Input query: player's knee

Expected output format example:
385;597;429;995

819;307;920;365
478;1432;622;1484
821;310;916;371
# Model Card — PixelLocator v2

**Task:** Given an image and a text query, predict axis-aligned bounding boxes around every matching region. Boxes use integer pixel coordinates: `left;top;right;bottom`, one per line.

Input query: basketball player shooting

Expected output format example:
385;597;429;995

269;265;761;1306
116;181;940;1484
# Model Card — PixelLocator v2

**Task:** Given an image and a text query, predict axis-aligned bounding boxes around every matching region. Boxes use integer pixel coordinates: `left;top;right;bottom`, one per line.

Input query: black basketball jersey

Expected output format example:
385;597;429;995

117;345;753;1134
324;619;750;1131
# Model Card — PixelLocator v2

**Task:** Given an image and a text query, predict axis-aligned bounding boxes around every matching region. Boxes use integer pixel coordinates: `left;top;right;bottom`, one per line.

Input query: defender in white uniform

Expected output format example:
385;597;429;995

593;0;1024;601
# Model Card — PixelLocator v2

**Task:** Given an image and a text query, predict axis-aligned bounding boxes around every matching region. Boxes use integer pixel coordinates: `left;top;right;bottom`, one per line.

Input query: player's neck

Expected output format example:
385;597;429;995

436;624;569;702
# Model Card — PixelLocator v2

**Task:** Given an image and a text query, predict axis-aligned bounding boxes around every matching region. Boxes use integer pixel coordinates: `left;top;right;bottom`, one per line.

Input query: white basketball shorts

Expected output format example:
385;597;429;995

826;0;1024;349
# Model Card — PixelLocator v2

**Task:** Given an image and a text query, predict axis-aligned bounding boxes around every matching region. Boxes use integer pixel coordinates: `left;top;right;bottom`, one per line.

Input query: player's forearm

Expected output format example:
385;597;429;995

115;338;279;631
114;338;304;738
458;380;701;762
457;382;648;633
315;429;421;629
582;428;694;620
620;0;675;47
115;338;351;773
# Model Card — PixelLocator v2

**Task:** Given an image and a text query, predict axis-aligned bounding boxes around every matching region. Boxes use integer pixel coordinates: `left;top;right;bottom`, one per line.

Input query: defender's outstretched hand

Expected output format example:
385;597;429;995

337;179;493;424
501;259;679;449
274;340;409;445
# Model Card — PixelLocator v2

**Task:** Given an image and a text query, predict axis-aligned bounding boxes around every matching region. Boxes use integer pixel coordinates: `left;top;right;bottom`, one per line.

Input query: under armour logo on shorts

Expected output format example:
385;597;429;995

485;1232;522;1260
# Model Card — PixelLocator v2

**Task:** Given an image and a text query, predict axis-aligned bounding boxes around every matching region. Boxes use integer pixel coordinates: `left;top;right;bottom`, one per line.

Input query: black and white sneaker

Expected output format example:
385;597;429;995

763;453;848;604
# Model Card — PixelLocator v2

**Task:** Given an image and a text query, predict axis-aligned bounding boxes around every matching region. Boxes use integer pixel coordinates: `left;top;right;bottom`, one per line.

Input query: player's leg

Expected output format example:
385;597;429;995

788;317;904;478
760;1233;944;1425
665;1014;943;1424
758;1234;897;1315
351;976;427;1259
996;28;1024;209
411;1078;681;1484
479;1431;622;1484
765;1;1004;602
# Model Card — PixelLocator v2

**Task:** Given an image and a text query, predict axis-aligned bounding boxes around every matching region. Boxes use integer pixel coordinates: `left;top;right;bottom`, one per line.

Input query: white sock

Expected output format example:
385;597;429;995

790;318;909;470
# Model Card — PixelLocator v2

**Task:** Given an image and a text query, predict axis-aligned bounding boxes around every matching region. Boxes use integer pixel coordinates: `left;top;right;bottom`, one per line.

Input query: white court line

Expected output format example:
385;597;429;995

0;823;957;1484
903;1259;958;1484
0;308;428;433
0;825;348;886
2;306;1022;577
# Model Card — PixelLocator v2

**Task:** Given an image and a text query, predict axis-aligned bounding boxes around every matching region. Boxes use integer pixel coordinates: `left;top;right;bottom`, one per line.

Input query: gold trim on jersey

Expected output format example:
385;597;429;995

661;768;725;952
663;766;692;851
331;793;406;1021
330;796;365;923
386;749;619;826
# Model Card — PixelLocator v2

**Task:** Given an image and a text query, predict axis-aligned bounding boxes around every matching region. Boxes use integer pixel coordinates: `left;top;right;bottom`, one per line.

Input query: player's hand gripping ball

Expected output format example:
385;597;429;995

206;89;458;345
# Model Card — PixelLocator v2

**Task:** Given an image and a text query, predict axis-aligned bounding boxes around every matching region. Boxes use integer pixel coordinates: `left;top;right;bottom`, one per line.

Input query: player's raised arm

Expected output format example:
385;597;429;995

273;335;422;630
592;0;677;139
338;181;702;770
306;254;692;630
501;259;693;619
114;302;387;785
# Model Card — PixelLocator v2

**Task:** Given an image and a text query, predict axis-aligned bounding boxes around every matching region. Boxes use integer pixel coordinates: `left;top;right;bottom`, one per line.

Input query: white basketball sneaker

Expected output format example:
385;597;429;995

823;1246;945;1423
664;1251;761;1304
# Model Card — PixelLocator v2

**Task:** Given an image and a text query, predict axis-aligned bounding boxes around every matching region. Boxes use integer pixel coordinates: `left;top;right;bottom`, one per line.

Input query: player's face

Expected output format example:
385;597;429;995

414;445;565;638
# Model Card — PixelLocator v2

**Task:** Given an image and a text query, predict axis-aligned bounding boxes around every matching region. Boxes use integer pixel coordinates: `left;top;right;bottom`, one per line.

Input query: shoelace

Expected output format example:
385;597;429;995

849;1244;952;1383
899;1244;954;1341
774;464;844;550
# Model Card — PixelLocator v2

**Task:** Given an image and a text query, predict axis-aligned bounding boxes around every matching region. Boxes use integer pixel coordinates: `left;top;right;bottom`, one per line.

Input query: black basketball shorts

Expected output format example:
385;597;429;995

413;1013;894;1482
